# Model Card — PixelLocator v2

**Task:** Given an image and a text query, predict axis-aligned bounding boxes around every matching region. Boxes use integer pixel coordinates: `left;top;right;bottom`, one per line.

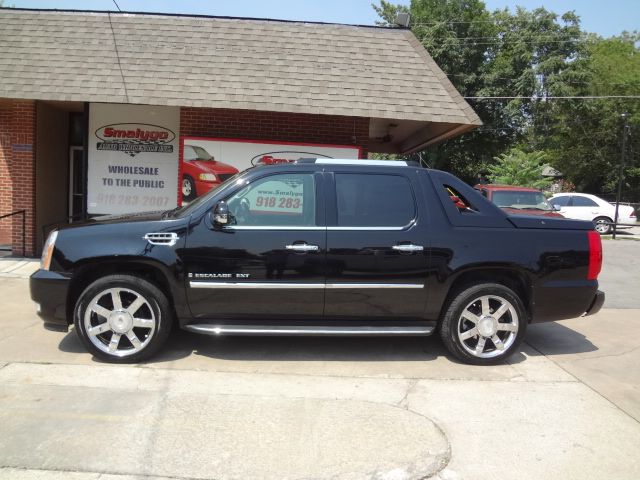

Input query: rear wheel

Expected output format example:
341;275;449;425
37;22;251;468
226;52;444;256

74;275;173;363
593;217;613;235
440;283;527;365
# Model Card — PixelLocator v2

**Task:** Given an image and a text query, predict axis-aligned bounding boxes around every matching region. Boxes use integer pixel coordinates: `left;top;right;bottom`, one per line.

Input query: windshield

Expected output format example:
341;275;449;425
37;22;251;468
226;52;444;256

492;190;554;211
185;145;214;161
168;170;248;218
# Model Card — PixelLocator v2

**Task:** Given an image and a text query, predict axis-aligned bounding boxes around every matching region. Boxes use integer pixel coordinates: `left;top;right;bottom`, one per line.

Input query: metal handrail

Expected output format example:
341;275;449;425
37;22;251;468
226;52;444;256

0;209;26;255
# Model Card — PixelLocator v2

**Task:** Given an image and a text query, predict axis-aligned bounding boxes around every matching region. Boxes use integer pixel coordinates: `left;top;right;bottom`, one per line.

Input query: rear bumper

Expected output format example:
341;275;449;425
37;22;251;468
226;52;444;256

531;280;603;323
584;290;605;317
29;269;71;331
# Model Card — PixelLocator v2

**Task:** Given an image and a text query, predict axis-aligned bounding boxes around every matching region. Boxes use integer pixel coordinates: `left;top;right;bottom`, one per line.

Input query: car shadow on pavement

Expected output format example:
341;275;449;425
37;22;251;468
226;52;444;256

57;321;597;365
58;331;89;353
57;328;465;364
162;331;448;363
169;334;539;366
526;321;598;356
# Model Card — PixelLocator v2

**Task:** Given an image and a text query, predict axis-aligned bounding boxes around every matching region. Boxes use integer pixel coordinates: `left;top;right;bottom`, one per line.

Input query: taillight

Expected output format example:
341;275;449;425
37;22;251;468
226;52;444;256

587;230;602;280
631;211;637;218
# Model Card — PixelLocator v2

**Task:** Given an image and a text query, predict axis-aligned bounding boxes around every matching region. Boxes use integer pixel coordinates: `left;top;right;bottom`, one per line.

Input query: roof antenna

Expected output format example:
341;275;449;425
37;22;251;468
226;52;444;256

112;0;122;11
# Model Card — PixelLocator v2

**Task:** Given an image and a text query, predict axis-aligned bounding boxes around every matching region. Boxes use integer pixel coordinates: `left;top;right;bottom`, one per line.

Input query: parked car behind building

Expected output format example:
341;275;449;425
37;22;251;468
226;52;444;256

549;193;636;235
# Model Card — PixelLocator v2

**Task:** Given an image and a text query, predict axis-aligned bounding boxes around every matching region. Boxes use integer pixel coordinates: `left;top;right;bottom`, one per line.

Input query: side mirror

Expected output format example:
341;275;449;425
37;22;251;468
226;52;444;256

552;204;561;211
213;201;229;225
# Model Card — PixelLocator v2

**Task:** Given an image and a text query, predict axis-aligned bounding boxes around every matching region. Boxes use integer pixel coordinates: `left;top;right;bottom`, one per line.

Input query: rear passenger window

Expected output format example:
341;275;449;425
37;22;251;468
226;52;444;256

572;196;598;207
445;185;478;213
335;174;415;227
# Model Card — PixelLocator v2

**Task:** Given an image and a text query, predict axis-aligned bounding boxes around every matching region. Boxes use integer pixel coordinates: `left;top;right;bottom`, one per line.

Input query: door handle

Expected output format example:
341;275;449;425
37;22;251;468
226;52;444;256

286;243;319;252
392;244;424;252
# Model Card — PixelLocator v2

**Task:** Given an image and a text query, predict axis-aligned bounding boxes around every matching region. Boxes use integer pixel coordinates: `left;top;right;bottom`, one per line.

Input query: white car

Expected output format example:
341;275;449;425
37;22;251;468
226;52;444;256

549;193;637;234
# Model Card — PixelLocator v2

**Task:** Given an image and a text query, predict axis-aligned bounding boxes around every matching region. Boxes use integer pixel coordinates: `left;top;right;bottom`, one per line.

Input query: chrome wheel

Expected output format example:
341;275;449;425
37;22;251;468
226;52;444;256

457;295;519;359
594;218;612;235
83;287;156;358
182;178;193;197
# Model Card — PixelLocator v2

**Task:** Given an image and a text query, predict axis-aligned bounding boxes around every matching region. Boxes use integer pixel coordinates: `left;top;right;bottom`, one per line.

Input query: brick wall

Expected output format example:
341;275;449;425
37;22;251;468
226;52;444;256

0;100;36;257
180;107;369;155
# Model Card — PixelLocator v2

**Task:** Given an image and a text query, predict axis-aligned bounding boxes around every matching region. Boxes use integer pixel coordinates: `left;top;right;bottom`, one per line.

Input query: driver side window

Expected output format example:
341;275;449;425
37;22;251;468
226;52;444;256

226;173;316;227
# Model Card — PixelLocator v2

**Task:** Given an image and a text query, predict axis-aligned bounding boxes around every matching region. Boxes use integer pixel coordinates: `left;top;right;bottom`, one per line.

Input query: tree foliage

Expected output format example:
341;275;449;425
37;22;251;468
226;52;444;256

372;1;640;200
487;149;552;190
545;34;640;199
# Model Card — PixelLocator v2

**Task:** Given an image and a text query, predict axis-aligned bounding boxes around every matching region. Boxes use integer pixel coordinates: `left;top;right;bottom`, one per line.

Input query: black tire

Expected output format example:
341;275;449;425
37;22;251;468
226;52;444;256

74;274;173;363
593;216;613;235
182;175;197;202
439;283;527;365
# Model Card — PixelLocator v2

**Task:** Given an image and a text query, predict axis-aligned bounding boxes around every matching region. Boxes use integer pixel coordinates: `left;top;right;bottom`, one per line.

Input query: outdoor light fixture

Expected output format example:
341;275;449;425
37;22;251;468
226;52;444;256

395;13;411;28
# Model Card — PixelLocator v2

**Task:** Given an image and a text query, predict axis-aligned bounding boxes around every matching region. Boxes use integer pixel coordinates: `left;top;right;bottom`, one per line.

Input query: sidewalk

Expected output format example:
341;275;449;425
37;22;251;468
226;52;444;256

0;258;39;279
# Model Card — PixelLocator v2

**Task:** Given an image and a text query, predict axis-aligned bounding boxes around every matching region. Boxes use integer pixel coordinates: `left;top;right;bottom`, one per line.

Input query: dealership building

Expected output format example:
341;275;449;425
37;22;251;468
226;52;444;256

0;8;480;256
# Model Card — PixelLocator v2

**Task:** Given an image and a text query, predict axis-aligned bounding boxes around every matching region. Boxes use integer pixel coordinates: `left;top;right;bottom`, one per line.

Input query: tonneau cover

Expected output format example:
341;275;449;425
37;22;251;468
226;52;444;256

508;215;593;230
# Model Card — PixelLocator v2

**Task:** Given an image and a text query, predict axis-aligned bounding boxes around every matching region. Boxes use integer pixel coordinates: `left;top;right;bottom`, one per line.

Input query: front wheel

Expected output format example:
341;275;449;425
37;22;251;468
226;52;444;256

182;175;196;202
593;217;613;235
74;275;173;363
439;283;527;365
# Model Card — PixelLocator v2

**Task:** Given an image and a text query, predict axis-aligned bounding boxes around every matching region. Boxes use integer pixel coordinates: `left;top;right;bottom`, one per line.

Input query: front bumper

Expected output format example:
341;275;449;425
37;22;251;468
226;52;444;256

584;290;605;317
30;269;71;331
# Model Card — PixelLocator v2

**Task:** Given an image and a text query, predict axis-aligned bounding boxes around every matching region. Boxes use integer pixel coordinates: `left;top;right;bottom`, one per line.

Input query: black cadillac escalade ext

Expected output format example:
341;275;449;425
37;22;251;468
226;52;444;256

30;159;604;365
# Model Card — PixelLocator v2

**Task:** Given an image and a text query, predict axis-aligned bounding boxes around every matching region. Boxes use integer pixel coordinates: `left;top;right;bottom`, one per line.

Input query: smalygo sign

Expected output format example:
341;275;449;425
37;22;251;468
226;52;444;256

95;123;176;156
88;104;180;215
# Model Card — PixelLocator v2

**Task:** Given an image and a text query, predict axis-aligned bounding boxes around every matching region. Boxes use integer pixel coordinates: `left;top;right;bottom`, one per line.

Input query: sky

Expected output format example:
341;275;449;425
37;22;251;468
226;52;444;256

7;0;640;38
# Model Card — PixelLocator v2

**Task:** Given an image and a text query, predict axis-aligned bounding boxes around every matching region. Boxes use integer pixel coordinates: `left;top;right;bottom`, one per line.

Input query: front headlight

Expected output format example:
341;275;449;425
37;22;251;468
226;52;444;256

41;230;58;270
199;173;217;182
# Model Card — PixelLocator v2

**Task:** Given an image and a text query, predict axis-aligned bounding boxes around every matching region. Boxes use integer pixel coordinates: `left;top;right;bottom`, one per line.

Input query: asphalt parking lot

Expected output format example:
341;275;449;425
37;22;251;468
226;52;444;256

0;237;639;480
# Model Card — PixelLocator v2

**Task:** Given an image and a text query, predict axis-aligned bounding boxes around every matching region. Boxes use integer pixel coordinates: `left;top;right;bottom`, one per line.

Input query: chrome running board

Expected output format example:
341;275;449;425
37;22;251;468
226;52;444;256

184;324;435;336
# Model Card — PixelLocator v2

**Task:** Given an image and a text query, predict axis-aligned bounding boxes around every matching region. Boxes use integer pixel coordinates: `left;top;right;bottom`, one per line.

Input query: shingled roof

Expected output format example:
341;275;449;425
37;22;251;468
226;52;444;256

0;8;481;151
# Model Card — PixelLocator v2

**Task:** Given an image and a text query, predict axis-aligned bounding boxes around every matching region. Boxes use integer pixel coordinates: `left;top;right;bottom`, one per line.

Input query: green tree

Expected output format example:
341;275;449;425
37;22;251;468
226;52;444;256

487;149;552;189
372;1;586;183
371;0;408;25
546;33;640;199
378;0;499;180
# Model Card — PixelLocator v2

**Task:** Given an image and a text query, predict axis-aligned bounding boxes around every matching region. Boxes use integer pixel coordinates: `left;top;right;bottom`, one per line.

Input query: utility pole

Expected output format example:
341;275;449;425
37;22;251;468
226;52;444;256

612;113;630;240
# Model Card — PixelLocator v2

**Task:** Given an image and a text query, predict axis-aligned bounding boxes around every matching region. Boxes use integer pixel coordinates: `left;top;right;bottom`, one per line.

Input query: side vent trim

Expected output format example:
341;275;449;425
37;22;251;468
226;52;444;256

143;232;179;246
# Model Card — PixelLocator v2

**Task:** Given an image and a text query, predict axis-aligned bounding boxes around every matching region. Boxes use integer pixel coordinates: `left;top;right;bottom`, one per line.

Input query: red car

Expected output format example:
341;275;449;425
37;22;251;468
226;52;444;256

181;145;239;201
474;184;563;218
